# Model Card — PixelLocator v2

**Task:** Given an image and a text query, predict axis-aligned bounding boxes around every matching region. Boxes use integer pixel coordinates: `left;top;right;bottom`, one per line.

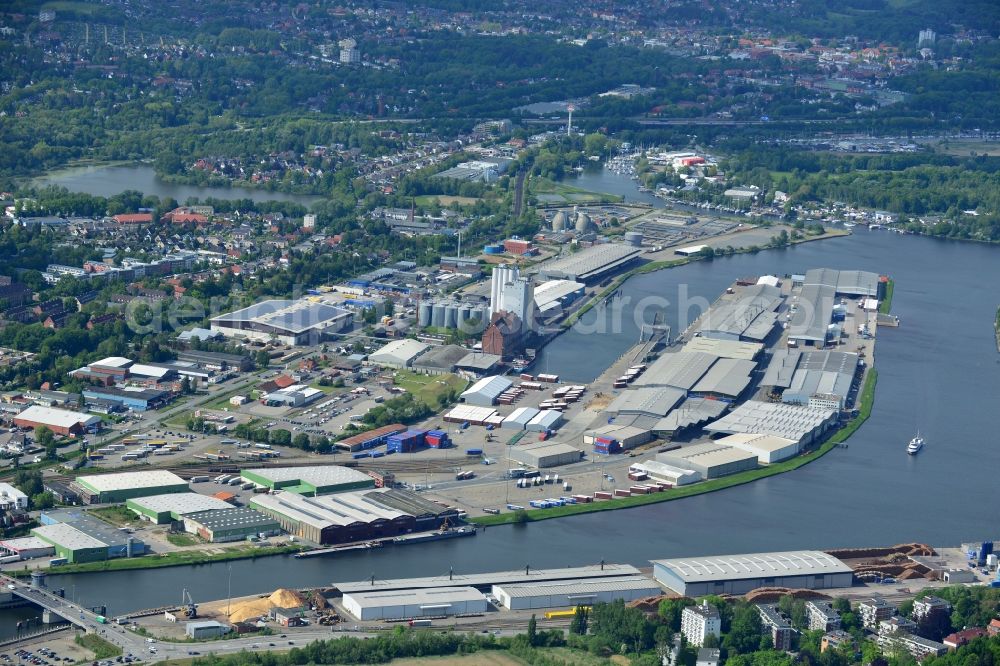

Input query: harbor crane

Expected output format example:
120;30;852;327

182;588;198;619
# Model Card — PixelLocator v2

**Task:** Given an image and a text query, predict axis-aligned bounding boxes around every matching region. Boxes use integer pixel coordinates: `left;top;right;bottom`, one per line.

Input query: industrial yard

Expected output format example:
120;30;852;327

0;266;891;571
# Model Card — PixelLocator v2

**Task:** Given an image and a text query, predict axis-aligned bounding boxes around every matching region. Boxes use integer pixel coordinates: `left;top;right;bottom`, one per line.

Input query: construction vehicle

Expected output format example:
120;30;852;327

182;588;198;619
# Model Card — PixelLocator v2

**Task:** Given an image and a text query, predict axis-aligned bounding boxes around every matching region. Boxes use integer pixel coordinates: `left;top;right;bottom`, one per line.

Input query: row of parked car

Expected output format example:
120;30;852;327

8;647;69;666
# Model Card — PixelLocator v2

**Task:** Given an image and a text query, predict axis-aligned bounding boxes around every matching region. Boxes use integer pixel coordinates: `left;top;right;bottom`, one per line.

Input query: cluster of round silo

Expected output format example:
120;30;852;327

417;301;433;327
490;264;522;315
431;302;447;328
444;303;459;329
624;231;643;247
551;210;569;232
419;300;493;331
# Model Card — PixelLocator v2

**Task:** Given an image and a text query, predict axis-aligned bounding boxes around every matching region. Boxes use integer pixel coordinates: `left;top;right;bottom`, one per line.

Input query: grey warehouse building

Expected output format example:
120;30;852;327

210;299;353;346
697;284;783;342
460;376;513;407
492;576;662;610
656;442;758;479
801;268;883;297
537;244;642;283
652;550;854;596
341;587;487;620
509;442;582;469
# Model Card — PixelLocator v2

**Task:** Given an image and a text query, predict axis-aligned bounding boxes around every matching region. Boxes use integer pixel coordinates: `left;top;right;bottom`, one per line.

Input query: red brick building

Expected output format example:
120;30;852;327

482;312;525;361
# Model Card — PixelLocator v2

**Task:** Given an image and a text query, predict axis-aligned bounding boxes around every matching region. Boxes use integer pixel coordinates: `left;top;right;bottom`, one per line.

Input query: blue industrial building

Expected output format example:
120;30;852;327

82;386;170;411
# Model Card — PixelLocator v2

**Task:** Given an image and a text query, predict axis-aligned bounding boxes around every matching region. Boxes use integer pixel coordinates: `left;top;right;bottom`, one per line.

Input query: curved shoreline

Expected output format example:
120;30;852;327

474;248;887;527
471;369;878;526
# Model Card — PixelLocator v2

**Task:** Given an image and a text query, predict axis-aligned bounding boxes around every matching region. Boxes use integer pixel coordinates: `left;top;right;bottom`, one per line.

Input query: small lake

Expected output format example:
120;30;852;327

32;164;325;207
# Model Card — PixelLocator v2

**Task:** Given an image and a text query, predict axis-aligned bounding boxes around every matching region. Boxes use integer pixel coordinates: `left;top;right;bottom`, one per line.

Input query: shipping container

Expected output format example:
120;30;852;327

594;491;613;500
614;489;631;497
465;448;483;456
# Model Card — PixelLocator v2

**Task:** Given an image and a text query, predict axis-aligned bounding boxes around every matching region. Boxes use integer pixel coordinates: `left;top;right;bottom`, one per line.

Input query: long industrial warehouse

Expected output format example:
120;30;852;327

249;488;458;544
492;576;662;610
341;587;487;620
652;550;854;595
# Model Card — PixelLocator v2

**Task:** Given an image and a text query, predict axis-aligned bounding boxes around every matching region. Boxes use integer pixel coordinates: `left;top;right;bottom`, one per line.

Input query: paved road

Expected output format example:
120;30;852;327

2;574;377;662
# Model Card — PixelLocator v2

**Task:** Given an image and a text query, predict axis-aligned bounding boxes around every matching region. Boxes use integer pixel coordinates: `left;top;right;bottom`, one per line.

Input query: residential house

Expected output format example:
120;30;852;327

822;629;855;653
912;596;951;622
757;604;793;651
696;648;720;666
879;616;918;635
943;628;986;651
806;600;841;631
858;598;896;630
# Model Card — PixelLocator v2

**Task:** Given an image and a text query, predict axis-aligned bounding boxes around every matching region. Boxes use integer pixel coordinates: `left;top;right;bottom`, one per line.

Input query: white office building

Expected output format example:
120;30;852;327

682;601;721;646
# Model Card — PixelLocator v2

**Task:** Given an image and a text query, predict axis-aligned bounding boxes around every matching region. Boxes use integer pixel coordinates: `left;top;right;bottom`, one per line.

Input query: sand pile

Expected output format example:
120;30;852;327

227;588;310;623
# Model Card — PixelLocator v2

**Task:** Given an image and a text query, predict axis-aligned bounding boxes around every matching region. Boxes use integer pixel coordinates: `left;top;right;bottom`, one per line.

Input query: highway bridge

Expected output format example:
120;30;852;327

0;573;379;661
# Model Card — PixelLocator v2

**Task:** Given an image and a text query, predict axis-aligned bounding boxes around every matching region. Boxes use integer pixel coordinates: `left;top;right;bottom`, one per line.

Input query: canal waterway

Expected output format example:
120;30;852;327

569;168;665;207
32;164;324;207
6;167;1000;628
20;228;999;623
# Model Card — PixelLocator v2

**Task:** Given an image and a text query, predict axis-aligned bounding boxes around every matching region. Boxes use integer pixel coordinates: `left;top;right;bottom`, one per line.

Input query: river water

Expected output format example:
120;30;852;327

6;171;1000;627
32;164;324;207
569;168;666;207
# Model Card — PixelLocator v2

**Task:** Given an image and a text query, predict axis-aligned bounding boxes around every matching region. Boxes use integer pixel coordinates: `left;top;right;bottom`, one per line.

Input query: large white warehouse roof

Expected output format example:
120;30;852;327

493;576;660;599
77;470;187;493
14;405;101;430
652;550;852;584
344;587;485;609
461;375;513;402
368;339;430;367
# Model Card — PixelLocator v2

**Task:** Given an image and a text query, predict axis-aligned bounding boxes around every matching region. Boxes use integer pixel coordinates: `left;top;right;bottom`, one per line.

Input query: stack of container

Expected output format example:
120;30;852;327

425;430;451;448
386;429;427;454
593;436;621;455
498;387;524;405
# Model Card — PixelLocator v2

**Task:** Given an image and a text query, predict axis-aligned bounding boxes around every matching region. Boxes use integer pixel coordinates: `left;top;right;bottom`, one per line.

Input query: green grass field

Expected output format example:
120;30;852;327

166;532;204;547
529;177;622;204
75;635;122;659
89;505;140;527
414;195;481;207
879;279;895;314
393;371;469;409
